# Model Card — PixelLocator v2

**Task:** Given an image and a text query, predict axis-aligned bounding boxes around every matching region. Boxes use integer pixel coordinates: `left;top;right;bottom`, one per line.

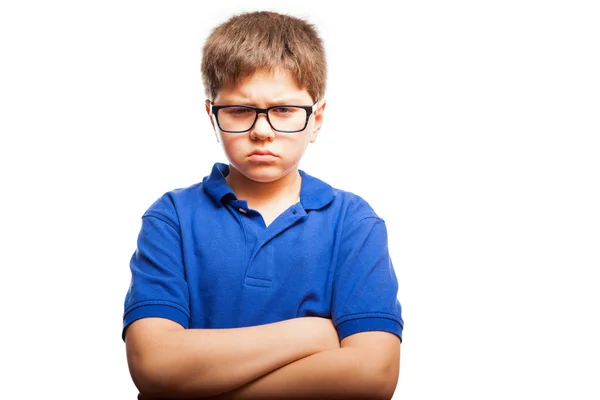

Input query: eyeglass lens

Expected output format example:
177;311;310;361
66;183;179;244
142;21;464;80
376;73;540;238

217;107;307;132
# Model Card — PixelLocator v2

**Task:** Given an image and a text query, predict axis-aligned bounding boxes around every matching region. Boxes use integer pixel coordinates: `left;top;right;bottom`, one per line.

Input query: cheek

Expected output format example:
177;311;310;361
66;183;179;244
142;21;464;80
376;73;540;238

220;133;236;145
286;136;312;157
220;135;246;153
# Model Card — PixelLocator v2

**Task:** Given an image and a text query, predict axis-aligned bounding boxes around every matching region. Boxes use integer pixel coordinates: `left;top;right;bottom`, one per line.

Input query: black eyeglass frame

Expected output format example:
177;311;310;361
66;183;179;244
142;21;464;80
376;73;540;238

210;101;318;133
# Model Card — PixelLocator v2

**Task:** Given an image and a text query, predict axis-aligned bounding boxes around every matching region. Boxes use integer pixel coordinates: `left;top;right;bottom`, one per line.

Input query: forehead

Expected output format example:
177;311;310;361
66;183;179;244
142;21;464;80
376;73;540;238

214;68;312;104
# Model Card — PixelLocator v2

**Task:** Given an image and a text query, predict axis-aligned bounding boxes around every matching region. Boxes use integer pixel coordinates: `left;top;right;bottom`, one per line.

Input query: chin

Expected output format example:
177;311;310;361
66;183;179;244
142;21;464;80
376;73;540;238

244;169;286;183
236;164;291;183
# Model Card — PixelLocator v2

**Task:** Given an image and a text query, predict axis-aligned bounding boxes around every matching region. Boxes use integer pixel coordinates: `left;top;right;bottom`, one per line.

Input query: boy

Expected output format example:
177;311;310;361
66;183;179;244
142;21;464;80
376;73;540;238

123;10;403;400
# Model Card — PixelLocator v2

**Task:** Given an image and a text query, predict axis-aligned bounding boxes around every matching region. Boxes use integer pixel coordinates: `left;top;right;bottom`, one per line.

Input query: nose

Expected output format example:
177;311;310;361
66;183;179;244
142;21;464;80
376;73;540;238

250;113;275;141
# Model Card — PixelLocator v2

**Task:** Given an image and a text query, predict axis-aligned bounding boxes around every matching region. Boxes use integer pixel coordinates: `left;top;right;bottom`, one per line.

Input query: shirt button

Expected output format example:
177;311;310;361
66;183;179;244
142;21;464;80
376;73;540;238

239;208;247;214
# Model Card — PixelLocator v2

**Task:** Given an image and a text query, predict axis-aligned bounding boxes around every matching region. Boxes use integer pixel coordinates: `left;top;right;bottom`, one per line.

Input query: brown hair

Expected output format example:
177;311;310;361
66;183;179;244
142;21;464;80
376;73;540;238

201;11;327;102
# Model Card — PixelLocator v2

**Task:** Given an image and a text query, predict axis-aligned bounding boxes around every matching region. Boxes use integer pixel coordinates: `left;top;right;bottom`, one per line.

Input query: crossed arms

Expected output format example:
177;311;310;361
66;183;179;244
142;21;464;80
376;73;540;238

126;316;400;400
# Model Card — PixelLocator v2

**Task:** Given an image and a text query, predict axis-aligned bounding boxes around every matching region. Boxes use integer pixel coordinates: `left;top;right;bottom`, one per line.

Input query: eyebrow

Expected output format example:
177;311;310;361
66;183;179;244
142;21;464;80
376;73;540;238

217;97;309;106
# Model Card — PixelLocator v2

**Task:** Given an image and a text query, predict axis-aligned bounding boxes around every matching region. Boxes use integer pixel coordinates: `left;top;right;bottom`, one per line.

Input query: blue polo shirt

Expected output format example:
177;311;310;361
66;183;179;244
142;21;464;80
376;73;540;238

123;163;403;342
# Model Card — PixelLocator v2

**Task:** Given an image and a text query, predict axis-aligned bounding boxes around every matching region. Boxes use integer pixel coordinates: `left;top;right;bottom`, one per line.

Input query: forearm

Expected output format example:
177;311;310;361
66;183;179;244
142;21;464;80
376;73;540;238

209;347;391;400
129;317;338;398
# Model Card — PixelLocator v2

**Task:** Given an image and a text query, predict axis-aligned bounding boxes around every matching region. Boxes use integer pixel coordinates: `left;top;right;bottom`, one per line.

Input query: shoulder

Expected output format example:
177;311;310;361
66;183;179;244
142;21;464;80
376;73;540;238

330;188;389;247
142;181;207;228
302;171;386;243
300;169;383;224
332;187;381;220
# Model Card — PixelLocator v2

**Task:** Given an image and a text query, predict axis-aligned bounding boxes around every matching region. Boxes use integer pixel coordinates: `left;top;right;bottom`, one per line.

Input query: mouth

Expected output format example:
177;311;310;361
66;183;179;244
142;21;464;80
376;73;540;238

249;150;277;156
248;150;278;162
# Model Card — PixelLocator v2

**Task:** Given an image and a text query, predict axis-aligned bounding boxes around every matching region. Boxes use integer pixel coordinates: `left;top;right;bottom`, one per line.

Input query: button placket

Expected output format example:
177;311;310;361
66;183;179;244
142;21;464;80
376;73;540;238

243;207;307;286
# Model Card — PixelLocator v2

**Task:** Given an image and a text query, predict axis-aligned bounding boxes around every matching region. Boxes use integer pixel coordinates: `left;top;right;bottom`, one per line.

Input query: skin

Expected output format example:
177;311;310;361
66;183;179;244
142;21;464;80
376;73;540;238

130;68;401;399
129;317;342;399
204;68;326;226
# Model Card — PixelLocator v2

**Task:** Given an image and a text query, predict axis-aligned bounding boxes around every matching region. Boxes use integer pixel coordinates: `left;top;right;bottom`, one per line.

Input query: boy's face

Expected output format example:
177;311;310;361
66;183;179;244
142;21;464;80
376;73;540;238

205;68;325;184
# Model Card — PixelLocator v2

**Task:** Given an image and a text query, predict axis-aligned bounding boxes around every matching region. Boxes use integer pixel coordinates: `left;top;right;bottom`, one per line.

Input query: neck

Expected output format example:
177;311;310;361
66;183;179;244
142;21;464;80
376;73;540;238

225;166;301;205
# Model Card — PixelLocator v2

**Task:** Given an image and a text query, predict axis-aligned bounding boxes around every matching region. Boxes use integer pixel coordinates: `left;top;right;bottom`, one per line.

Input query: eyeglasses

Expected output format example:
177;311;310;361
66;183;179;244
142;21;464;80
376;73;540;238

210;102;318;133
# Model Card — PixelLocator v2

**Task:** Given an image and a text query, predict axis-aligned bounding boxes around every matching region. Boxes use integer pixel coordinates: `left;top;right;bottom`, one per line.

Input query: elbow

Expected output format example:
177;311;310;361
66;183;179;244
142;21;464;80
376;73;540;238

128;352;173;397
364;358;399;400
128;352;217;398
365;371;398;400
376;374;399;400
341;331;401;399
127;340;194;398
125;319;205;397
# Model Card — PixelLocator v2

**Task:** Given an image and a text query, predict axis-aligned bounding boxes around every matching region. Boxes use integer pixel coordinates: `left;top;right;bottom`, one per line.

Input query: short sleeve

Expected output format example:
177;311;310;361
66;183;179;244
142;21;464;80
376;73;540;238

122;197;190;340
332;217;403;342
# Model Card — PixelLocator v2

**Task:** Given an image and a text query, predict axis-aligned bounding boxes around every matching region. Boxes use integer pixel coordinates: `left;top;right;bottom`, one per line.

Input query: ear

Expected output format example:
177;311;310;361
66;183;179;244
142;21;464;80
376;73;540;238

309;99;326;143
205;99;220;143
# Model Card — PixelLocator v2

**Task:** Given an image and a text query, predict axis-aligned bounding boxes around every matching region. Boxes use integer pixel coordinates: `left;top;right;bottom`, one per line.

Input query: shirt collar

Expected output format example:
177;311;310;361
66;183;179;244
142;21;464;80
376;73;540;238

298;169;335;210
202;162;334;210
202;163;236;206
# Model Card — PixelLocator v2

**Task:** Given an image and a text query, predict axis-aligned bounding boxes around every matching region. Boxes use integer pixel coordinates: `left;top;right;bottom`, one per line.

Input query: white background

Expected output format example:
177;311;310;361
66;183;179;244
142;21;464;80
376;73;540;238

1;0;598;399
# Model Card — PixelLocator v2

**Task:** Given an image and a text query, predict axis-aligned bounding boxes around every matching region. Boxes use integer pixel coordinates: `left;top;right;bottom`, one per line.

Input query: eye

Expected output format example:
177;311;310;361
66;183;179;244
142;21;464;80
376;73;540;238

223;107;253;115
271;107;298;115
